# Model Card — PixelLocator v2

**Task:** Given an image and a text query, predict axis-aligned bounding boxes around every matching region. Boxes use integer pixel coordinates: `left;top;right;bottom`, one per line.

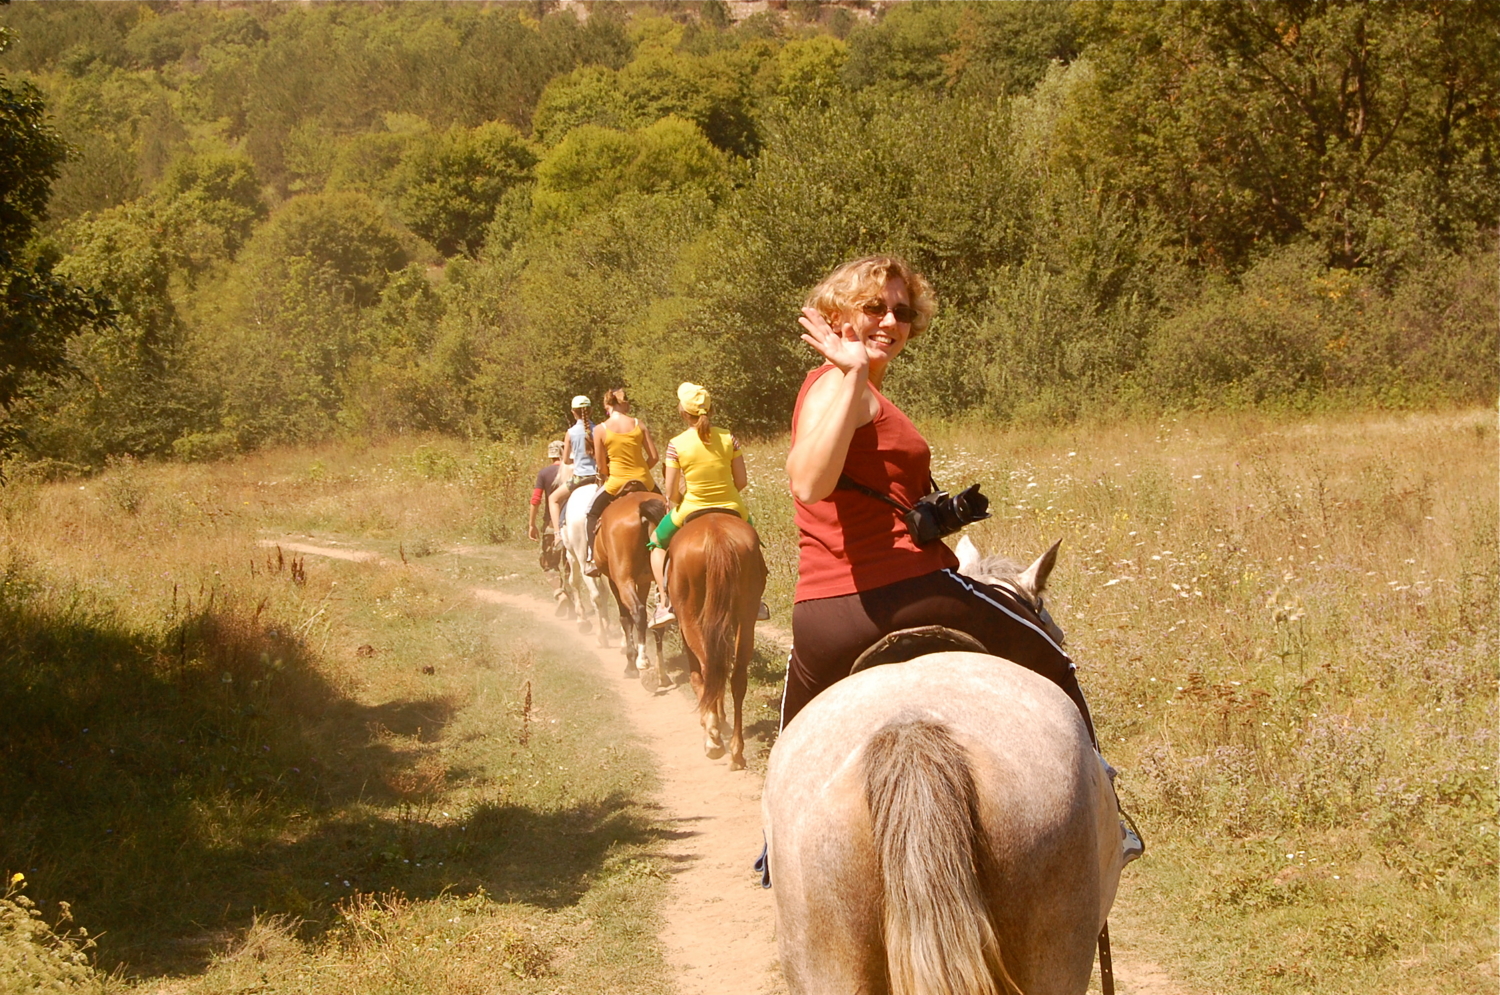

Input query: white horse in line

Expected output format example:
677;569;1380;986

762;539;1124;995
558;479;611;647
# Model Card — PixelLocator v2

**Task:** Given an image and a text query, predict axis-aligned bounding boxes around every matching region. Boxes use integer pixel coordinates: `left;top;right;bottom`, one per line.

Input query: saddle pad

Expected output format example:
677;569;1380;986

848;625;988;675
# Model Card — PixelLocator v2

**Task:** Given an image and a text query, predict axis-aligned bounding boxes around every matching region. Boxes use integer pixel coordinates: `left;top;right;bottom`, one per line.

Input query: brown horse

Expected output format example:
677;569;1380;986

666;511;768;770
593;486;670;686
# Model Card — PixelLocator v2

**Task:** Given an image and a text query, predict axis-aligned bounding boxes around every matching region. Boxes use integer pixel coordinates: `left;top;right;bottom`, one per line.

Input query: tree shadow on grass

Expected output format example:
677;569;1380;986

0;578;659;977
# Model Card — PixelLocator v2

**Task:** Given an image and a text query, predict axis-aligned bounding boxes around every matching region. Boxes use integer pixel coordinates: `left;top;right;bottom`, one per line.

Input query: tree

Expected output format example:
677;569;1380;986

532;117;727;227
391;122;537;257
1071;0;1500;269
0;22;108;417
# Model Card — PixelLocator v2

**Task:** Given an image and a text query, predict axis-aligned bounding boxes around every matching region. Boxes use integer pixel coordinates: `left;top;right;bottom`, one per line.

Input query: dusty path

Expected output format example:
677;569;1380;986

267;538;783;994
472;588;783;995
271;536;1197;995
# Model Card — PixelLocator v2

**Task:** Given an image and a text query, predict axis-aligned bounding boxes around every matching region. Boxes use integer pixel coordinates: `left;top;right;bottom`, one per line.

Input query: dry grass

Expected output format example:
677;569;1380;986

2;407;1493;994
0;438;671;993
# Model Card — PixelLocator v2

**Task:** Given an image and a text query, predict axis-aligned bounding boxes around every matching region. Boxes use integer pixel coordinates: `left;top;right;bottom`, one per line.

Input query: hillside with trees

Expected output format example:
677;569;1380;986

1;0;1495;469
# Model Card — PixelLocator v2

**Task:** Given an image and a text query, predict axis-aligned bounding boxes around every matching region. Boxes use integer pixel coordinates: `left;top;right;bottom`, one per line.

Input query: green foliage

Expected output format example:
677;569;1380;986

390;122;536;257
1144;243;1500;409
533;117;727;227
464;190;714;437
772;35;848;106
31;59;187;223
183;192;412;448
4;0;1493;465
243;191;408;309
0;25;110;424
0;877;104;994
1072;0;1500;270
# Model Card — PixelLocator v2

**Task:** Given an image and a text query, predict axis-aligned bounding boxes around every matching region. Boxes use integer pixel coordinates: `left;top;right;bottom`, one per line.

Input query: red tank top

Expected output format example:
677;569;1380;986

792;365;959;602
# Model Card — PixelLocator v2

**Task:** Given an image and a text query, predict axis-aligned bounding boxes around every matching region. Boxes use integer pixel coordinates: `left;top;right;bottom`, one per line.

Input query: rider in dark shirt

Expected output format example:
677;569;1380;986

528;439;570;613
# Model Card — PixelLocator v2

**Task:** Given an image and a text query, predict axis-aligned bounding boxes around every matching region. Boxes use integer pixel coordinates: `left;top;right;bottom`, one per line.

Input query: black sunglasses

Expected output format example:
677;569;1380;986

858;300;919;324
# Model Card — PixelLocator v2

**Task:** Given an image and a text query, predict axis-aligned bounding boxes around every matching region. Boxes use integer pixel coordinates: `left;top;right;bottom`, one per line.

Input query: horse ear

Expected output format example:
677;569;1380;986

955;534;982;574
1018;539;1062;597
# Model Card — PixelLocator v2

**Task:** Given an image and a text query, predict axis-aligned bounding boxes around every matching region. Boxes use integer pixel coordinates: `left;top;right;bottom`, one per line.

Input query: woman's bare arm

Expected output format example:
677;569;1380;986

593;424;609;477
731;453;747;492
641;422;659;468
786;307;878;503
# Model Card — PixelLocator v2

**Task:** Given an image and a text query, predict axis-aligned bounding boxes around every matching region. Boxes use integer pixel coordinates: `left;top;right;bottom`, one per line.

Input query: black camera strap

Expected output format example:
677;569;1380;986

834;472;937;514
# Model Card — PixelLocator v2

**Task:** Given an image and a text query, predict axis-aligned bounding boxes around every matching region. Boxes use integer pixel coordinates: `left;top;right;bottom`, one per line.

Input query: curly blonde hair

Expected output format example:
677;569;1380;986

804;255;937;336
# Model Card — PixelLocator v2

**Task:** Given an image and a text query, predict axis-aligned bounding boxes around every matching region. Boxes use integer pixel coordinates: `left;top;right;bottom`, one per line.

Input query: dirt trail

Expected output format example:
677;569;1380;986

275;537;1196;995
472;588;783;995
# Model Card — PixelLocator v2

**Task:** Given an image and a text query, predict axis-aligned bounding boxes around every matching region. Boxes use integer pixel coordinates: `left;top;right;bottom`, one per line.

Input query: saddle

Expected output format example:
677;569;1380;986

848;625;988;675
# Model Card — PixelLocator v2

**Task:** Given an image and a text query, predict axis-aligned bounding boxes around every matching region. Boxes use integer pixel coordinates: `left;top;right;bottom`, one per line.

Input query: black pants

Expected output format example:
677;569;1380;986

584;482;659;558
584;488;617;559
784;568;1093;738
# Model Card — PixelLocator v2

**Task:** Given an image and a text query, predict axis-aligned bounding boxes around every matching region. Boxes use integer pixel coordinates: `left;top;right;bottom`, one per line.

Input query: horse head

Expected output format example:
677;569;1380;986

955;535;1065;648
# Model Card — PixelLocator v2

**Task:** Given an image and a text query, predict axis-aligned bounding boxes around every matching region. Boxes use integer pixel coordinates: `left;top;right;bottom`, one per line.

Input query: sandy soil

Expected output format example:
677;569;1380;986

473;588;785;995
277;537;1197;995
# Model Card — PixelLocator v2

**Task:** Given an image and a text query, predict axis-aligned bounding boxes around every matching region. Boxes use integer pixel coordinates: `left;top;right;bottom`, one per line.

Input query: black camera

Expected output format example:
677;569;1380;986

905;483;991;545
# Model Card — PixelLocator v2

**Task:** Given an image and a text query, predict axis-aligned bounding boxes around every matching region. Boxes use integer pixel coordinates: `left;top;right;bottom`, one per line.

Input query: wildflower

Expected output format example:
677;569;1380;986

9;872;22;886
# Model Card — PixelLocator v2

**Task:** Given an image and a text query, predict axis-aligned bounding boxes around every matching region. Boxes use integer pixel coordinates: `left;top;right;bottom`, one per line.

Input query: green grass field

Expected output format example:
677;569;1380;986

2;407;1494;994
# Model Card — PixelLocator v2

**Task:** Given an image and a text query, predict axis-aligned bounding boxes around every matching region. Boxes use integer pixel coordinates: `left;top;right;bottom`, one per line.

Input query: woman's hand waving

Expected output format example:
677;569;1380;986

798;307;869;377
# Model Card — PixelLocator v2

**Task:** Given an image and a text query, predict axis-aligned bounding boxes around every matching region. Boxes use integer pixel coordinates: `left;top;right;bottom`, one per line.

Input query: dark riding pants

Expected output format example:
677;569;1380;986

783;568;1093;737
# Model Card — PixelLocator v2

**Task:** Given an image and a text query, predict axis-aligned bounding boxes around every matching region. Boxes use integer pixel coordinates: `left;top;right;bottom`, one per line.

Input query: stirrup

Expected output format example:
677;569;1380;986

755;600;770;621
1120;806;1145;865
650;604;675;630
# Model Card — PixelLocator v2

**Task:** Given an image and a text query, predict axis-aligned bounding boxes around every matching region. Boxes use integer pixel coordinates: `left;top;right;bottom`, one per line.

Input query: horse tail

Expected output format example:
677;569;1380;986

639;493;667;527
695;519;744;718
864;718;1017;995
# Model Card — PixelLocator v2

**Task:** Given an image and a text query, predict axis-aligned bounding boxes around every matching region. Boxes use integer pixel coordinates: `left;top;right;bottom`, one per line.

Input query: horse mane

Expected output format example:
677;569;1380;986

959;554;1041;611
960;554;1024;588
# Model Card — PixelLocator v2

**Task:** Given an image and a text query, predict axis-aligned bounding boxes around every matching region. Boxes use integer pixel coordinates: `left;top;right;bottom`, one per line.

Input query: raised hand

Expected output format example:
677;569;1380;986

798;307;869;376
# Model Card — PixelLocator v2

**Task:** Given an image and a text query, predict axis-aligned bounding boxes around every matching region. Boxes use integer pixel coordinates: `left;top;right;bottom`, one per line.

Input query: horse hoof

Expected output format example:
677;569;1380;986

730;757;746;772
705;741;726;760
624;664;638;679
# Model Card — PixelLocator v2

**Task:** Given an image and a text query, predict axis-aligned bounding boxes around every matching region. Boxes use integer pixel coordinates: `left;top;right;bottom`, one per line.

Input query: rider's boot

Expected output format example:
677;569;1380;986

582;490;612;577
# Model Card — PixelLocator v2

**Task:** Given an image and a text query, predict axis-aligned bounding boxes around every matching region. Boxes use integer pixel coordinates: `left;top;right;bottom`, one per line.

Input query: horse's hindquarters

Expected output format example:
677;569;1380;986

765;768;888;992
764;654;1119;995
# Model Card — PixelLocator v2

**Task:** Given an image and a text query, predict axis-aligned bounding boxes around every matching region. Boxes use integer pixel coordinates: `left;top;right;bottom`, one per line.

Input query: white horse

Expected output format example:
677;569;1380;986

762;541;1124;995
558;480;611;646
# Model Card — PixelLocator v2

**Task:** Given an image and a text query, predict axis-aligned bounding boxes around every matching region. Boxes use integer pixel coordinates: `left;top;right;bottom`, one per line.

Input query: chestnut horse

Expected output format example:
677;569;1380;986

666;511;768;770
762;541;1125;994
593;486;669;686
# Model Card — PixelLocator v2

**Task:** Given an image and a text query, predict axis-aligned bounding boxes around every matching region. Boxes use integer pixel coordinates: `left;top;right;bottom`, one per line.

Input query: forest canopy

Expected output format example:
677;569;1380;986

0;0;1494;468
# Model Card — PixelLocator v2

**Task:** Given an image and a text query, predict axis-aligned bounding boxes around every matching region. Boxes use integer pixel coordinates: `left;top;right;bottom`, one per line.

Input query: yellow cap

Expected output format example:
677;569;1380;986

677;382;710;417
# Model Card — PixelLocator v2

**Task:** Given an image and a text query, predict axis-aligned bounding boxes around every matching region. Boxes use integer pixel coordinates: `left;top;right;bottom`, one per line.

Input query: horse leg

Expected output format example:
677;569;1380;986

677;614;724;759
728;619;752;771
607;577;638;678
767;779;885;993
630;588;653;680
587;574;610;646
650;624;670;690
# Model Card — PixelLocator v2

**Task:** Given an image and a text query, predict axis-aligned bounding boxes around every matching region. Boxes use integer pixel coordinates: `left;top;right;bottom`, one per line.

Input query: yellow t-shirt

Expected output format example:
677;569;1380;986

601;421;653;495
666;425;747;524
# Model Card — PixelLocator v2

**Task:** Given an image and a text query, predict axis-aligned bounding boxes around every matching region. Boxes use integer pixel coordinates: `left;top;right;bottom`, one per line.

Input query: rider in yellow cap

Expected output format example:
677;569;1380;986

649;382;768;628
